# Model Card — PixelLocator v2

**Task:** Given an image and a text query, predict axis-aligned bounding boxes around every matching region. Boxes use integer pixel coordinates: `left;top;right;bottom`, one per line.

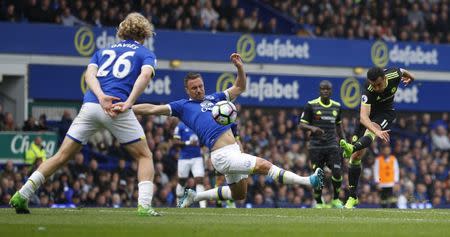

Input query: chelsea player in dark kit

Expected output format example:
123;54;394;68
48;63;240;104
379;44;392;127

300;80;345;208
340;67;415;208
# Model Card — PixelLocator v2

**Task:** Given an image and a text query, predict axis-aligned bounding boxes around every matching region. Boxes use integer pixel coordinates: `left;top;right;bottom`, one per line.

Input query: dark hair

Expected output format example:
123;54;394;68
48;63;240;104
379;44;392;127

319;80;332;88
184;72;202;88
367;67;385;81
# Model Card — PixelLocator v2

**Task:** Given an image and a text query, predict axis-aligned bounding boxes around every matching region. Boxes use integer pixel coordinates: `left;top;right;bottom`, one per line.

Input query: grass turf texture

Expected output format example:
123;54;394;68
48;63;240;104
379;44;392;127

1;208;450;237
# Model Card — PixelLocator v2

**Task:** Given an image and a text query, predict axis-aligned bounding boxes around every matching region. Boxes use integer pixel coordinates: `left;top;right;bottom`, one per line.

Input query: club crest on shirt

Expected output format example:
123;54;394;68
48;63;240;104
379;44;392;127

200;100;215;112
361;95;368;103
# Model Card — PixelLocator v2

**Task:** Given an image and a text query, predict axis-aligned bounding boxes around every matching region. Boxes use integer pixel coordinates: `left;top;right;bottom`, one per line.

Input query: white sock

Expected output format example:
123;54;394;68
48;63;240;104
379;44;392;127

19;171;45;200
267;165;310;186
196;184;206;208
194;186;232;202
138;181;154;208
176;183;185;198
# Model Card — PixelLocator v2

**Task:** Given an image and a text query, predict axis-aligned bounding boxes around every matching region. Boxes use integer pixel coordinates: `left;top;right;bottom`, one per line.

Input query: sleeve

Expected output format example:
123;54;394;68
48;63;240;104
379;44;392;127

173;124;181;139
168;100;184;117
210;92;228;102
88;51;99;67
300;103;313;124
361;89;376;106
142;51;157;77
336;106;342;125
385;68;403;87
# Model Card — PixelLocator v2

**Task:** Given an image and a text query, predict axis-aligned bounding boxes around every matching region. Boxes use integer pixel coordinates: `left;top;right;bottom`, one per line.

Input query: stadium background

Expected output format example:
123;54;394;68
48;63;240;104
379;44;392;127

0;0;449;210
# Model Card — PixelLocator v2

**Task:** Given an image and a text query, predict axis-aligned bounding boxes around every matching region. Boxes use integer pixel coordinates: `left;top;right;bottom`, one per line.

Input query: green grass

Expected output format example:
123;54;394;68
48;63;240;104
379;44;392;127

1;208;450;237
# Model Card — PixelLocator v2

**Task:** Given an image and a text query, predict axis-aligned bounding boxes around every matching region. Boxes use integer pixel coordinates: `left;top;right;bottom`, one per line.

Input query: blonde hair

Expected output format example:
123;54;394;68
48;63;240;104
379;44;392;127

117;13;154;42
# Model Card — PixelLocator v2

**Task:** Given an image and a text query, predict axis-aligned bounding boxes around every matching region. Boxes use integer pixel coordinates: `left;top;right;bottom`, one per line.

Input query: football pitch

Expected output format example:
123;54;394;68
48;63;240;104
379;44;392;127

1;208;450;237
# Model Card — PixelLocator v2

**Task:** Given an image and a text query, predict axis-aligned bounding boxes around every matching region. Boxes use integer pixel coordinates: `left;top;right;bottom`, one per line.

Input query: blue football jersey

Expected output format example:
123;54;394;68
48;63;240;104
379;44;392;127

174;122;202;159
168;92;233;149
84;40;157;103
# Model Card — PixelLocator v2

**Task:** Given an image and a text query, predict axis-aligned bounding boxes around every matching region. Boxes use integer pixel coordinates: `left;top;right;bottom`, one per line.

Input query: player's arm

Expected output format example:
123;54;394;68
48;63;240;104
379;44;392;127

360;103;390;142
85;64;120;117
132;104;170;116
400;68;415;86
299;103;324;135
226;53;246;101
116;66;154;112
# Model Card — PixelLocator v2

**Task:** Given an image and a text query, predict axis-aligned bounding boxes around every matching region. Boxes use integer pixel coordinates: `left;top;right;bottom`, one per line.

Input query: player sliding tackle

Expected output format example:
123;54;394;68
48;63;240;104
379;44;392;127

339;67;415;208
116;53;324;207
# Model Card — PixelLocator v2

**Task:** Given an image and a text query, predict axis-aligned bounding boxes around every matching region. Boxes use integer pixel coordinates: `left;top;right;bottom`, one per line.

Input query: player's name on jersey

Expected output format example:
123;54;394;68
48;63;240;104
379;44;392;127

111;43;139;49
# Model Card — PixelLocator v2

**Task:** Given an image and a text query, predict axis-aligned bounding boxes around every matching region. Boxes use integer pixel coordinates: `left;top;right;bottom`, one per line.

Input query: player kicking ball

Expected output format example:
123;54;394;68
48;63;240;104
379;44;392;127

119;53;324;208
339;67;414;208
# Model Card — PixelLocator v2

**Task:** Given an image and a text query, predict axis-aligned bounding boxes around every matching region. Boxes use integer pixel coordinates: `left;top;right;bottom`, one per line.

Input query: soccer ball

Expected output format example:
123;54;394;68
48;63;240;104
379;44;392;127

211;100;238;125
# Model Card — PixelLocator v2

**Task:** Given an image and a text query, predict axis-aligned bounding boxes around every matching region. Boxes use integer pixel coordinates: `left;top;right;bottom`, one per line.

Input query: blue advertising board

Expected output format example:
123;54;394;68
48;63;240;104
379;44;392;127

28;64;449;111
1;23;449;71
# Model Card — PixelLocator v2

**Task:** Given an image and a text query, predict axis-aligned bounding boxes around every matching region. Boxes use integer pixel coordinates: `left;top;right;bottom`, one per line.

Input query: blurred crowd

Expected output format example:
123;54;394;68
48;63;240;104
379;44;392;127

1;102;449;208
0;0;280;34
1;0;449;44
265;0;450;44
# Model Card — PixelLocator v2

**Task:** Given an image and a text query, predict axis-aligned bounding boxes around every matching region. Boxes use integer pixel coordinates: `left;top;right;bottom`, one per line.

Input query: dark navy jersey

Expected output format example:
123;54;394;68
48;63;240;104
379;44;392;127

361;68;403;114
300;98;342;148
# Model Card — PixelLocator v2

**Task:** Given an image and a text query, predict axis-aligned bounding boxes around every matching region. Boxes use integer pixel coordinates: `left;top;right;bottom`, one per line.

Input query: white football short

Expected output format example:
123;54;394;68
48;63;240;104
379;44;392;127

177;157;205;178
66;103;145;145
210;143;257;184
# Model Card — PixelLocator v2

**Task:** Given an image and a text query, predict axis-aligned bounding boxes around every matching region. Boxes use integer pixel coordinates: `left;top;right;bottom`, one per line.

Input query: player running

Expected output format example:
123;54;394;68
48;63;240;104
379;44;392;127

126;53;324;207
339;67;415;208
10;13;161;216
300;80;345;208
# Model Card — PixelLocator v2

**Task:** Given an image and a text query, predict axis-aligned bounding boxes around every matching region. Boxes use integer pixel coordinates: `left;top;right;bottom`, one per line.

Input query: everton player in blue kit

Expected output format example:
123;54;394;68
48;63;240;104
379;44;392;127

173;121;207;208
10;13;160;216
130;53;324;207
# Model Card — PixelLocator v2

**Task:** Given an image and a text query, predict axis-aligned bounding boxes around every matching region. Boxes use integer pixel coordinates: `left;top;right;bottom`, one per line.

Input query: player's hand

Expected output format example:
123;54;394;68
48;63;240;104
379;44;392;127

230;53;243;68
312;127;324;136
401;77;413;86
111;101;132;114
375;129;391;143
99;94;121;118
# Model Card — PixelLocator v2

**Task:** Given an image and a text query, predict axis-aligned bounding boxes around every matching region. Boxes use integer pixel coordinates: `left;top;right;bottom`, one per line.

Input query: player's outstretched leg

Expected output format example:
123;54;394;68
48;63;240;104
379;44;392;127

341;126;378;159
10;137;82;214
262;161;324;189
178;185;233;208
178;145;325;208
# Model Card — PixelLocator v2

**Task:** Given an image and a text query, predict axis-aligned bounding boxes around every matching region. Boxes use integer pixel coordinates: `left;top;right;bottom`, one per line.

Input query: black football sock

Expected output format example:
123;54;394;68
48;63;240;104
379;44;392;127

353;135;373;152
348;161;361;199
331;175;342;199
